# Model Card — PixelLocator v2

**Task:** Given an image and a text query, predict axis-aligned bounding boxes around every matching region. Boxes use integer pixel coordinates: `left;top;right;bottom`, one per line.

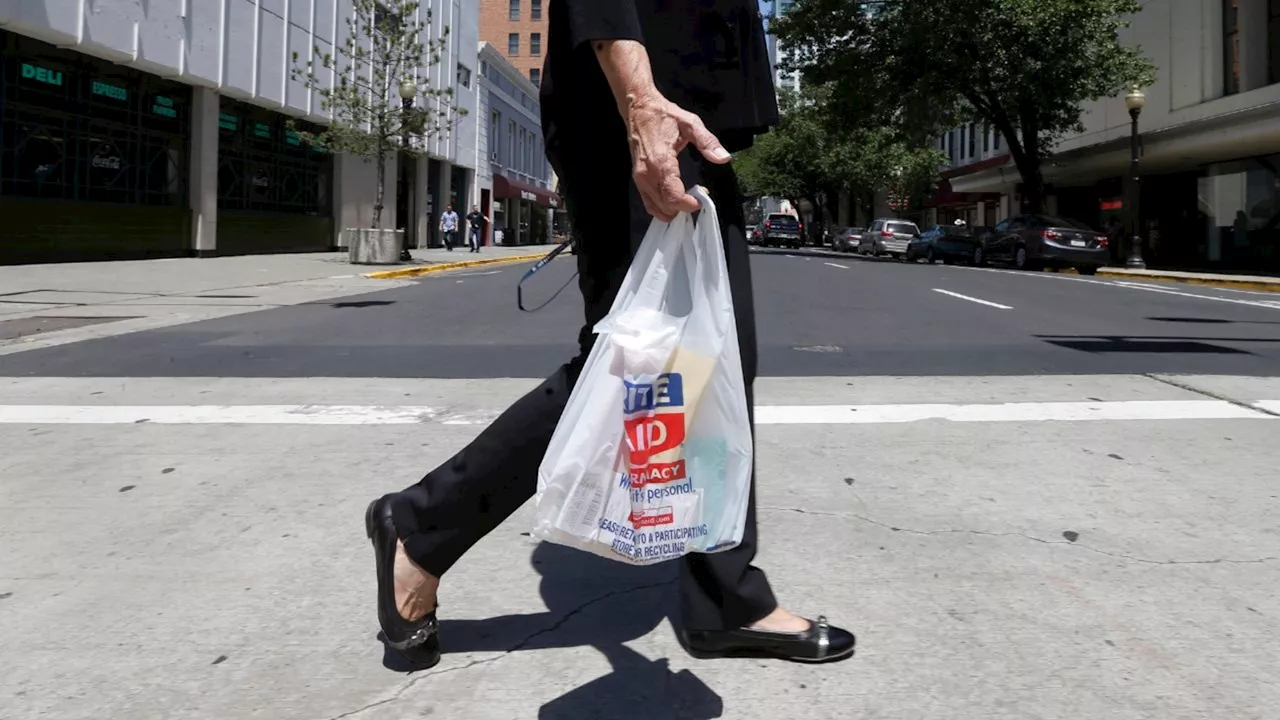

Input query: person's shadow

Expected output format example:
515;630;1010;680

400;542;724;719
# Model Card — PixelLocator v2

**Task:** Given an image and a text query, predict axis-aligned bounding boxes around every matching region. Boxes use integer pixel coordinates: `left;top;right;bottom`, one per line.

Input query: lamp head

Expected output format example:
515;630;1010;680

398;79;418;100
1124;84;1146;112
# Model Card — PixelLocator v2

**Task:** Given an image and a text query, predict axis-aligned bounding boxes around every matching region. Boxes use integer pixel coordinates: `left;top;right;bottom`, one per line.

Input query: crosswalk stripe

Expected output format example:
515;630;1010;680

0;400;1271;425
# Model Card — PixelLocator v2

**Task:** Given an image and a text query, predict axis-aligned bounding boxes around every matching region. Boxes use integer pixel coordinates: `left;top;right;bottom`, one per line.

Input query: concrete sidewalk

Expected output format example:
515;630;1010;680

0;247;549;355
2;374;1279;719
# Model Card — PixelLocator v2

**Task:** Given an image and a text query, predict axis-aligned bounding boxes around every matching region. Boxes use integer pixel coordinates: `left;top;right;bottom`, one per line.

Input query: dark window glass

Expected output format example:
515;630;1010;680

530;32;541;56
1225;0;1241;95
215;98;333;215
508;33;520;56
0;35;188;206
531;0;542;20
509;0;519;20
529;68;541;86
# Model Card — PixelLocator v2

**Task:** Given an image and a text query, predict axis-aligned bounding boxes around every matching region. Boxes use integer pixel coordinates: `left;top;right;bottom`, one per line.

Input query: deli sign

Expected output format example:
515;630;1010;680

520;190;538;202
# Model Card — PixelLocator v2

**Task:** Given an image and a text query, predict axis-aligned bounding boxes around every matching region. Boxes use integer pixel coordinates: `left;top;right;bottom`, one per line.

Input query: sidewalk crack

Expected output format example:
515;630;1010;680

1143;374;1280;418
327;578;675;720
762;506;1279;567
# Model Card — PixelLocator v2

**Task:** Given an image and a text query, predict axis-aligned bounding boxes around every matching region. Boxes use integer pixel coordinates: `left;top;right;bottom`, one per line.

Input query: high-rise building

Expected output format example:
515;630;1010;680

478;0;547;87
765;0;800;93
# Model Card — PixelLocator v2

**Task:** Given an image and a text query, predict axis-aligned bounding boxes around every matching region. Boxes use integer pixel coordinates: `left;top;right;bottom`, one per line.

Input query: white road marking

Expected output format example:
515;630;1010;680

756;400;1271;424
0;400;1272;426
825;262;849;269
1109;281;1280;310
932;288;1013;310
1256;400;1280;415
954;264;1280;306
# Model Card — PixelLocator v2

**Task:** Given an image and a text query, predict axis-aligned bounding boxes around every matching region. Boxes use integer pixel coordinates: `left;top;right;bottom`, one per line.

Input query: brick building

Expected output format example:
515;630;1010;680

479;0;547;87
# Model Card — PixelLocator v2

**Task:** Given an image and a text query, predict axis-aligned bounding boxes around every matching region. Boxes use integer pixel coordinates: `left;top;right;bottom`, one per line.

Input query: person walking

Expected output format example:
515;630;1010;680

466;205;486;253
439;206;459;251
365;0;856;670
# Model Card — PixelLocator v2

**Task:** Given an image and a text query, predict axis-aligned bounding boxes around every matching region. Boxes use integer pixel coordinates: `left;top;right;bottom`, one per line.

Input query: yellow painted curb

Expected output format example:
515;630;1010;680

1054;267;1280;293
364;252;553;280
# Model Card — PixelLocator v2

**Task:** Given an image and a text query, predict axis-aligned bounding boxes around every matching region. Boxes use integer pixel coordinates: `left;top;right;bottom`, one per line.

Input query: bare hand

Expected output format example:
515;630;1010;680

623;91;731;222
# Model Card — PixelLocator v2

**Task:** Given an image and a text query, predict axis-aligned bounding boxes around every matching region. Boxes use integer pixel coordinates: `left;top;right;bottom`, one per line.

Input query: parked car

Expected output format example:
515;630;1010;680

858;218;920;259
829;227;865;253
906;224;988;264
983;214;1109;274
761;213;804;248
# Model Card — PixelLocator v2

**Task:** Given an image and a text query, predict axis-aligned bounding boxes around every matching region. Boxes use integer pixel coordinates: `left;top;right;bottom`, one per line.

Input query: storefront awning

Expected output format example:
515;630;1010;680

493;174;562;209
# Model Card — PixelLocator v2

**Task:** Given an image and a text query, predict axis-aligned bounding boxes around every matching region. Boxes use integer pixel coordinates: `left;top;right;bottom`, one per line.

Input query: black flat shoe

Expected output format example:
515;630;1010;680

365;496;441;670
680;615;855;664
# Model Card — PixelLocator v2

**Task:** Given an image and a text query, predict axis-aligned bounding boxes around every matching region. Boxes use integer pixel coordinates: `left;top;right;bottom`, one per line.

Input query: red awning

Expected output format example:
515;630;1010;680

493;174;562;209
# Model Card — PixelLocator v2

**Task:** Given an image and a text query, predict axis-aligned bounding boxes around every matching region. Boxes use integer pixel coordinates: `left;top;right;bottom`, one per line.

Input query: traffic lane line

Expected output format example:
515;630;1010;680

932;288;1013;310
953;264;1280;311
1109;281;1280;310
0;399;1273;425
825;262;850;269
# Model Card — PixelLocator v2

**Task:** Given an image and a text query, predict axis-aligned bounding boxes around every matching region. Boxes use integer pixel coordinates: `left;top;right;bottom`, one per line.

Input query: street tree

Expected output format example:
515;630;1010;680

775;0;1156;214
735;85;945;223
291;0;465;230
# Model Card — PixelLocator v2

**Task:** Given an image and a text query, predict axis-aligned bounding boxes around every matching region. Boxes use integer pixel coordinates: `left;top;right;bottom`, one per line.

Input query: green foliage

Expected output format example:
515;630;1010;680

290;0;466;226
735;84;945;216
774;0;1157;212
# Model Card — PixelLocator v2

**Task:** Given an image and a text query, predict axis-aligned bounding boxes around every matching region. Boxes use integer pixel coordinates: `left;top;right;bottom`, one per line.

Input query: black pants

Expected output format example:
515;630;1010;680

392;133;777;631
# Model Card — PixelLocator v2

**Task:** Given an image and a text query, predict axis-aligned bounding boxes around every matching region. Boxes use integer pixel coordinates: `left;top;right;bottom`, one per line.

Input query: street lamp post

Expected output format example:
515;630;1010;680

398;78;417;262
1124;84;1146;269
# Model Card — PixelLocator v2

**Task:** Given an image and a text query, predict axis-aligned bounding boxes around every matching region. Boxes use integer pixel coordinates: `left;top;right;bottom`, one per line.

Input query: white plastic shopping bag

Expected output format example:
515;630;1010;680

531;186;753;565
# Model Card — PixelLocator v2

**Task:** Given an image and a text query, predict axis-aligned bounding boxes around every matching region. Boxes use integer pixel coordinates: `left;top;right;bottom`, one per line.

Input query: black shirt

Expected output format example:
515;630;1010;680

541;0;778;153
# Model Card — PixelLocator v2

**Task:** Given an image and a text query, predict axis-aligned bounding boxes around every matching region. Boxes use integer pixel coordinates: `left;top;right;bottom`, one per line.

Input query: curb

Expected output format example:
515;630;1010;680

1062;268;1280;293
364;252;552;280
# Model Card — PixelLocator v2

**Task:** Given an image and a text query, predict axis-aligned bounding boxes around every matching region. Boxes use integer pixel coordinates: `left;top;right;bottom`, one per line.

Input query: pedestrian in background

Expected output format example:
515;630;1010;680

466;205;486;253
439;206;459;251
364;0;856;671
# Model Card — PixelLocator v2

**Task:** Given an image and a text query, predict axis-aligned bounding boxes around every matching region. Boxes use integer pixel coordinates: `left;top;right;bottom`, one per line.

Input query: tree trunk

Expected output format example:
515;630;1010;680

372;146;386;229
1018;161;1046;215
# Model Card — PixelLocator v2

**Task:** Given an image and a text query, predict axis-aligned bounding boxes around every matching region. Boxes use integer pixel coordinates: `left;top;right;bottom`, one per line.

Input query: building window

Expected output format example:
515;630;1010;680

983;123;989;153
490;110;501;161
456;63;471;89
214;99;332;215
508;120;516;169
1224;0;1241;95
508;33;520;56
968;123;976;158
0;44;190;207
509;0;519;21
531;0;542;20
530;68;541;86
994;130;1001;151
530;33;541;56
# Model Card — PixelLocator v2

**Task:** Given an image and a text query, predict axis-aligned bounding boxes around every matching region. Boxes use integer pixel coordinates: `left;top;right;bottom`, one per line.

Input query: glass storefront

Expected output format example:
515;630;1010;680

1198;155;1280;272
215;98;334;254
0;29;190;263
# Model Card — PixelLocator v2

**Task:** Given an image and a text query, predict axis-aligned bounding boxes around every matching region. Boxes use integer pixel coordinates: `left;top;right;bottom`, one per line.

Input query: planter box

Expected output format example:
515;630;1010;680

345;228;403;265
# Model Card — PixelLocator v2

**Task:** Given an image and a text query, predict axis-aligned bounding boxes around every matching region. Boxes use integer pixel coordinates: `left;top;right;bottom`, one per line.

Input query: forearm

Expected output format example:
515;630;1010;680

592;40;660;116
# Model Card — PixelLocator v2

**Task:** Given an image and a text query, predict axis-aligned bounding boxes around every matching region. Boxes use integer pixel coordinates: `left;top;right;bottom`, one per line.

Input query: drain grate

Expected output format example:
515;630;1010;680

0;316;139;341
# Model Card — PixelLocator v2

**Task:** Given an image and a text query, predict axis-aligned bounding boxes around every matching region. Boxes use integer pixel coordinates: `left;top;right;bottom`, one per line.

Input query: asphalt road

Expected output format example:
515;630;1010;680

0;250;1278;378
